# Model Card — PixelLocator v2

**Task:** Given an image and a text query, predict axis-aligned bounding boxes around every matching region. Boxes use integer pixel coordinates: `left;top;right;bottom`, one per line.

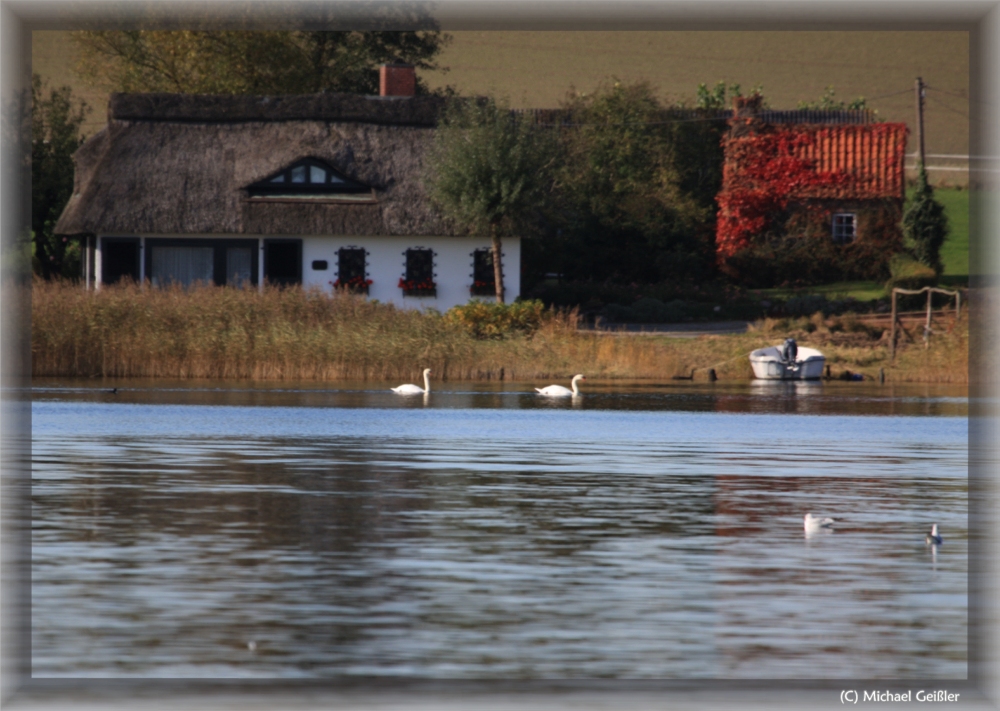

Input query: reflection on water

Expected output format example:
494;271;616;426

30;380;967;678
29;378;969;417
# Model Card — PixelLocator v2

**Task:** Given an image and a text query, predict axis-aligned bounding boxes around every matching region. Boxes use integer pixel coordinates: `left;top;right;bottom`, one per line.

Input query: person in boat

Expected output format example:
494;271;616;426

781;337;798;365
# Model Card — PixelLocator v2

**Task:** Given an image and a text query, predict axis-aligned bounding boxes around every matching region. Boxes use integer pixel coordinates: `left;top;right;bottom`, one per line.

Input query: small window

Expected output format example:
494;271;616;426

337;248;366;282
832;213;857;244
312;260;328;271
401;248;435;296
334;248;370;293
471;248;495;296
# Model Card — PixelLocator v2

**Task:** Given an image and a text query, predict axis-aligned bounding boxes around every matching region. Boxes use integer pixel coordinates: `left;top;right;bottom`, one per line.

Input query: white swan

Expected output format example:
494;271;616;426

925;524;943;545
804;513;835;534
391;368;431;395
536;374;585;397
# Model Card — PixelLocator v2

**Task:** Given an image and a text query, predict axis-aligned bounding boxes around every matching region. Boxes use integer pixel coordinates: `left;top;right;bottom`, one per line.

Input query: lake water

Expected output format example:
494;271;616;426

29;379;968;679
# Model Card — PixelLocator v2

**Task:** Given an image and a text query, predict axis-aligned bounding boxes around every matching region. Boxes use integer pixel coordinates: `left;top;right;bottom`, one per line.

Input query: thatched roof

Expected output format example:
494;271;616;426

55;93;457;238
108;92;446;126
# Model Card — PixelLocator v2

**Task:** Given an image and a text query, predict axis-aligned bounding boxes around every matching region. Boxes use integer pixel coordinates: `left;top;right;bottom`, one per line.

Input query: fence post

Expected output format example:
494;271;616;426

924;288;933;348
890;288;897;362
956;290;961;320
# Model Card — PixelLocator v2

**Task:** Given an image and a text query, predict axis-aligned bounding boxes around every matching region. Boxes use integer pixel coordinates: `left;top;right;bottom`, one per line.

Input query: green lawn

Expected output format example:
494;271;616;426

755;281;886;302
932;186;970;280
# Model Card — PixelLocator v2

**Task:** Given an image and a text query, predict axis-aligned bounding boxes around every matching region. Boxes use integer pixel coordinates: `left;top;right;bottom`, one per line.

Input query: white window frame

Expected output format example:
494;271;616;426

832;213;857;244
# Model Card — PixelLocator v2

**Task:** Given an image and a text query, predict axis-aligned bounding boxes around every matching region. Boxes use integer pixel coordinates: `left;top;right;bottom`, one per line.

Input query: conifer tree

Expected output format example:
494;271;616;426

903;166;949;276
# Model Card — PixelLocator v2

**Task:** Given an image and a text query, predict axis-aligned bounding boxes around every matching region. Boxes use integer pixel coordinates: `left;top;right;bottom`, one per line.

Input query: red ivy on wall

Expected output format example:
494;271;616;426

716;130;848;257
715;123;907;259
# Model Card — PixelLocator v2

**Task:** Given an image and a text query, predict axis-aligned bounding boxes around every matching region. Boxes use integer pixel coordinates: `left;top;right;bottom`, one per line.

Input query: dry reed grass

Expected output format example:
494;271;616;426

30;280;968;383
746;311;969;383
30;279;684;381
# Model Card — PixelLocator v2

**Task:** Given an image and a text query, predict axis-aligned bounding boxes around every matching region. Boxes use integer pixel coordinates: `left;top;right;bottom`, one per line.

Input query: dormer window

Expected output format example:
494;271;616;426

247;158;375;202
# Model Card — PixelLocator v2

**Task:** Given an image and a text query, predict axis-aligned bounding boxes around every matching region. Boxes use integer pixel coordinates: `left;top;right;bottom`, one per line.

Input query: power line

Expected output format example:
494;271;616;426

861;87;914;102
924;93;970;119
923;85;968;100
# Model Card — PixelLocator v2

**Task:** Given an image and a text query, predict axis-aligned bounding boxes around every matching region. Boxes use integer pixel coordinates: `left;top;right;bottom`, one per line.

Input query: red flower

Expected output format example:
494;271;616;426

332;276;372;289
399;278;436;292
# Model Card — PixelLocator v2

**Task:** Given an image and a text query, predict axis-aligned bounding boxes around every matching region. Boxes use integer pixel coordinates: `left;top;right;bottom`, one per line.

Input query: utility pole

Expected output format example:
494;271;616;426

914;77;926;170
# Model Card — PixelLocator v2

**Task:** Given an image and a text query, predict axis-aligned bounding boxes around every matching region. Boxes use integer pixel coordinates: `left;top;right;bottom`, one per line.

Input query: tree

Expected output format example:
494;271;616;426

555;80;709;284
797;86;868;111
903;166;949;276
71;30;449;95
425;97;557;303
32;74;90;279
695;80;743;110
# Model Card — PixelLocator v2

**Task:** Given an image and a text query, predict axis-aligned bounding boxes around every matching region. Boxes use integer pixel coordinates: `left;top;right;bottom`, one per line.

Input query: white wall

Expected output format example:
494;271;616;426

302;235;521;311
97;234;521;310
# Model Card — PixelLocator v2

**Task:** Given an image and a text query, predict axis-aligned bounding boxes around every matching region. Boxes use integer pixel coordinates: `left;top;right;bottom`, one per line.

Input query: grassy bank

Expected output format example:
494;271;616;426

585;310;967;384
31;279;967;384
31;279;685;381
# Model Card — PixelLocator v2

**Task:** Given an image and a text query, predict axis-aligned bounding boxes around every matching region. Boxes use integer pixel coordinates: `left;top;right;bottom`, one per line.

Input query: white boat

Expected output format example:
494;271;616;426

749;344;825;380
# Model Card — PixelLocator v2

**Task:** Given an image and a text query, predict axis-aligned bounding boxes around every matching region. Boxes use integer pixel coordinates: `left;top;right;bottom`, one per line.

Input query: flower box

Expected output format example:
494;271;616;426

470;283;496;297
402;287;437;297
399;278;436;297
332;277;372;295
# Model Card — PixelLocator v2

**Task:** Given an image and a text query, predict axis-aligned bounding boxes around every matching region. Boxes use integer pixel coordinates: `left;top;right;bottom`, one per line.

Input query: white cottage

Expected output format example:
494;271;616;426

54;65;520;310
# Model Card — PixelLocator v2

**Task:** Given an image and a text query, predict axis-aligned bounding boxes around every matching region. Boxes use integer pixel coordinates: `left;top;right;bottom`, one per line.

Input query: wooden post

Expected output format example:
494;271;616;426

915;77;926;170
890;288;898;362
925;288;933;348
83;235;90;290
956;290;961;320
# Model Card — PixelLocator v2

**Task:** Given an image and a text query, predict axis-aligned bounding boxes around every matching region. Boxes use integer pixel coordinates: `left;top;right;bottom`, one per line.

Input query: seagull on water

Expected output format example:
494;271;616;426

804;513;835;534
925;524;943;546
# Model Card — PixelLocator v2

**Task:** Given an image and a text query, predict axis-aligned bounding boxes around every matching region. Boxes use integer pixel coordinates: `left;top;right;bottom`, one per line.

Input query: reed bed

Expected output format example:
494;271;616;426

30;279;968;383
745;312;969;384
30;279;685;381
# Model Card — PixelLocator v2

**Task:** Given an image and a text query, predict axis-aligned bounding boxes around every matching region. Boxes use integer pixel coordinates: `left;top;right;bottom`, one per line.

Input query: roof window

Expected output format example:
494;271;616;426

247;158;373;202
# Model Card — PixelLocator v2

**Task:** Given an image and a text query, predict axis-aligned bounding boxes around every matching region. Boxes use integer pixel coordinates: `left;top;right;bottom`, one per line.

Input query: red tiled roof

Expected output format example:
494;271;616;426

723;122;908;200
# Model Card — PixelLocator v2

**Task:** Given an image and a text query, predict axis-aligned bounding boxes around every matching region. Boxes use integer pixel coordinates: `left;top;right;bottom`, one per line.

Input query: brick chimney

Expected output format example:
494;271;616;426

729;94;765;137
379;62;416;97
732;94;763;119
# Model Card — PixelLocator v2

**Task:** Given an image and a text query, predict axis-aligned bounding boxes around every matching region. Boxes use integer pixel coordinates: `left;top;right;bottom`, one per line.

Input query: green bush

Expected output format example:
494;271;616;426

886;253;937;291
444;299;548;339
903;168;949;275
723;231;898;289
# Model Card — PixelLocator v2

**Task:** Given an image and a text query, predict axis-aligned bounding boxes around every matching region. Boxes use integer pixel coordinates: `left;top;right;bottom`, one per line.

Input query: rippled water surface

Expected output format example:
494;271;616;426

30;380;968;678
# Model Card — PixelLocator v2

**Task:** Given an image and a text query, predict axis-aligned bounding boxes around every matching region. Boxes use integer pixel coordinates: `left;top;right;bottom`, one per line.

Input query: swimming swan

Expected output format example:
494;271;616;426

804;513;835;534
535;374;586;397
925;524;943;545
392;368;431;395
